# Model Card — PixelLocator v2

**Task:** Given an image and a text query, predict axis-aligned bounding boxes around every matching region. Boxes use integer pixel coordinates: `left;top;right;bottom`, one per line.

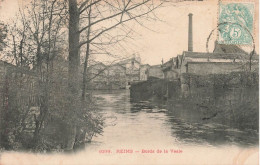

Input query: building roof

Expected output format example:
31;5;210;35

182;51;259;60
186;61;247;65
213;42;248;54
141;64;150;67
116;57;140;65
109;63;126;69
161;58;173;71
150;64;162;68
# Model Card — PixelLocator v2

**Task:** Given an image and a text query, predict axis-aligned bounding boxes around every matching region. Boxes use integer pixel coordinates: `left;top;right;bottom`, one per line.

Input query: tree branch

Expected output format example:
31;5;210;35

78;0;151;33
79;2;159;47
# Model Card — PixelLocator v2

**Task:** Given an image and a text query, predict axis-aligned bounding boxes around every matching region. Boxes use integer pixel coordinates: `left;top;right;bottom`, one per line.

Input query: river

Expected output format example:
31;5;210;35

86;89;258;151
0;89;259;165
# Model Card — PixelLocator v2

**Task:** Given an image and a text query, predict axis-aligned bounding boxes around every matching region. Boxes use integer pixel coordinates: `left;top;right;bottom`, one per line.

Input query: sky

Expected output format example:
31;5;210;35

0;0;19;19
133;0;219;64
0;0;258;65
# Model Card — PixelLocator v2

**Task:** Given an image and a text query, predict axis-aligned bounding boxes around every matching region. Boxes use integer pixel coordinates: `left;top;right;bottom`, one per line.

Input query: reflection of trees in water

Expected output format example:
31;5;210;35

130;98;168;114
193;87;258;130
166;116;258;146
95;88;258;146
130;101;154;113
130;85;259;146
165;86;259;146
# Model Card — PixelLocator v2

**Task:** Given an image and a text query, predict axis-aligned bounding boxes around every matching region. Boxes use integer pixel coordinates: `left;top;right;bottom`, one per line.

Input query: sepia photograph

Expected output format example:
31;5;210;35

0;0;259;164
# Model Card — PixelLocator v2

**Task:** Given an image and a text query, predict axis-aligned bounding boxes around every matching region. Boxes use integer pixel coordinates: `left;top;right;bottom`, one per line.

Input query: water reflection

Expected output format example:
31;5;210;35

89;90;258;149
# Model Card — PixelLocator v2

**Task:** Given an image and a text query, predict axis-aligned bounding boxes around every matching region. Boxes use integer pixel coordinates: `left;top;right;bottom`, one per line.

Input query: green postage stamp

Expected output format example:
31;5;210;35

218;2;255;45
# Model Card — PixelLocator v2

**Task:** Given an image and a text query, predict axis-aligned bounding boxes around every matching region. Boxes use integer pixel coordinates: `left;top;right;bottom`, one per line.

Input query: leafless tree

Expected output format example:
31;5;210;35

2;0;168;151
67;0;167;150
3;0;68;149
78;0;166;101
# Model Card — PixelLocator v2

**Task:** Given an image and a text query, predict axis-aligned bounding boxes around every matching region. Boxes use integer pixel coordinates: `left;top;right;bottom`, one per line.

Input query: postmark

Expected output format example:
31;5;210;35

218;2;255;45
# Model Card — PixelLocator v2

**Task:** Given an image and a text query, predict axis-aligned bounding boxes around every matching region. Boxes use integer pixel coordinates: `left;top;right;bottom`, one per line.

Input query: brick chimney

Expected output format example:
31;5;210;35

188;13;193;52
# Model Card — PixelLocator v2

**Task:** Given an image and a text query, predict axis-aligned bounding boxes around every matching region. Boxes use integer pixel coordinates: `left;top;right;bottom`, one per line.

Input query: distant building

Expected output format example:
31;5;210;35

87;62;108;90
162;41;259;79
161;58;180;81
140;64;150;81
180;50;259;76
87;57;142;89
179;14;259;75
161;12;258;78
117;58;141;85
0;60;39;108
213;41;248;54
107;64;126;89
147;65;164;79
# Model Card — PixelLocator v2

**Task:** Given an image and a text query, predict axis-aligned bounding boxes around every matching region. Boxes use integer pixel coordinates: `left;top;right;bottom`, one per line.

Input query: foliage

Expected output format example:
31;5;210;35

1;0;166;152
182;71;259;88
0;57;104;152
0;0;104;152
131;72;259;132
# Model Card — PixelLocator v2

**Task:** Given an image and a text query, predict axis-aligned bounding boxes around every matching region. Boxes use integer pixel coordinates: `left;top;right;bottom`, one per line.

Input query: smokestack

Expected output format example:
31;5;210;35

188;13;193;52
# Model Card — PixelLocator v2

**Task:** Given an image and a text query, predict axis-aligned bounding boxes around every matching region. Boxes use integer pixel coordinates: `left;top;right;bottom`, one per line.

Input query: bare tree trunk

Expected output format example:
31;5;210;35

12;35;18;66
82;46;89;101
68;0;80;96
67;0;80;151
82;1;92;102
19;38;24;67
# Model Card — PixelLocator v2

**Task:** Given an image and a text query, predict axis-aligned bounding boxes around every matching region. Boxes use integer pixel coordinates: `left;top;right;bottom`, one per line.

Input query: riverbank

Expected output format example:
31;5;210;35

130;71;259;133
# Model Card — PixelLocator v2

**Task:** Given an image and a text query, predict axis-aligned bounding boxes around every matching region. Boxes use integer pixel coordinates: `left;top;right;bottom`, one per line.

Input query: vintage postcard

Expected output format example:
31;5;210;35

0;0;259;164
